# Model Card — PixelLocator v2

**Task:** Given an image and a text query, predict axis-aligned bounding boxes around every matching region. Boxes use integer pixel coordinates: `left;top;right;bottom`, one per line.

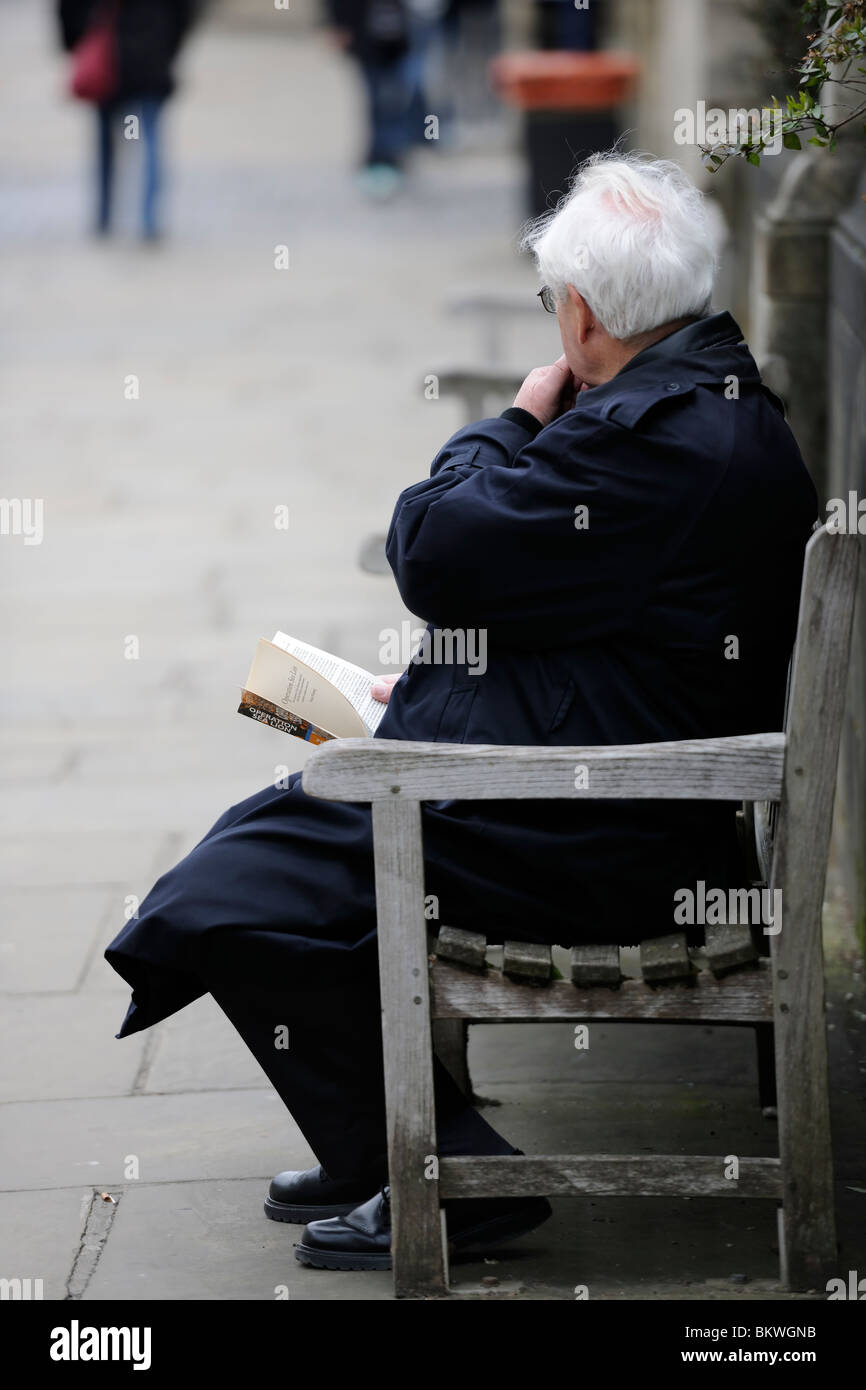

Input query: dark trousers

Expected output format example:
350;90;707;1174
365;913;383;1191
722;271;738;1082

200;928;514;1179
96;96;163;237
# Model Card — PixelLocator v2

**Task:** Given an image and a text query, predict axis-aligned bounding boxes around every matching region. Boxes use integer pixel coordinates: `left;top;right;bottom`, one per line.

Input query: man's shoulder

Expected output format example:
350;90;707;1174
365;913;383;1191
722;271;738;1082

550;351;776;438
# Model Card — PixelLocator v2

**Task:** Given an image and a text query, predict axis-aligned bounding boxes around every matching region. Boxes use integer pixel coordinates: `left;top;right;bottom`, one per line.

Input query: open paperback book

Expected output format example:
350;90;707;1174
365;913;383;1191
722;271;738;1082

238;632;388;743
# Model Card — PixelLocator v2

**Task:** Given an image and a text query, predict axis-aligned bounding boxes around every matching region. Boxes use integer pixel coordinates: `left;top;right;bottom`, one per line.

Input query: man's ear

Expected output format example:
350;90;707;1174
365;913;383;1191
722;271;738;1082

566;284;595;345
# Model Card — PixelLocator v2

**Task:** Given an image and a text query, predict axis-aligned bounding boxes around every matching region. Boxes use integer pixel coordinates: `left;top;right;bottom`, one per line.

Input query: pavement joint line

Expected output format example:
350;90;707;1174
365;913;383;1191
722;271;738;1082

0;990;119;998
0;1085;273;1105
149;829;187;882
65;1188;122;1301
74;891;127;994
130;1030;161;1096
2;1177;285;1195
0;1079;755;1103
0;881;138;892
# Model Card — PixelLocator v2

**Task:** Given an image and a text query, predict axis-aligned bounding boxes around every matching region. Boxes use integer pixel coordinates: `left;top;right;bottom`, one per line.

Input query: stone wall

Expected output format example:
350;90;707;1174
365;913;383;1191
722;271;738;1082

827;166;866;950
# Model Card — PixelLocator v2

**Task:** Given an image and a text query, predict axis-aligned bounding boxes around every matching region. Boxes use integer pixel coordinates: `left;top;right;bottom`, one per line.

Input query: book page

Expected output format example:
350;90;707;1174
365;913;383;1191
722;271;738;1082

272;632;388;735
244;640;369;739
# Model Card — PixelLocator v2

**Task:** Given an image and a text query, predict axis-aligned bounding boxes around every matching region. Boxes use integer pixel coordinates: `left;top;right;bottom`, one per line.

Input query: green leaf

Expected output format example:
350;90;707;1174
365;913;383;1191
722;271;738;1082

783;131;802;149
746;150;762;165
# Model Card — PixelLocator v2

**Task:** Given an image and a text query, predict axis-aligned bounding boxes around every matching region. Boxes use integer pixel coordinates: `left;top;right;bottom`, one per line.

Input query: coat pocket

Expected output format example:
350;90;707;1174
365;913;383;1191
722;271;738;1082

433;685;479;744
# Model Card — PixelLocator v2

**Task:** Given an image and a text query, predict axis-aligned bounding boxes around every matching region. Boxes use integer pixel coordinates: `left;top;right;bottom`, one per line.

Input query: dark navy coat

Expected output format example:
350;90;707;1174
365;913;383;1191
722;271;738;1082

107;311;817;1037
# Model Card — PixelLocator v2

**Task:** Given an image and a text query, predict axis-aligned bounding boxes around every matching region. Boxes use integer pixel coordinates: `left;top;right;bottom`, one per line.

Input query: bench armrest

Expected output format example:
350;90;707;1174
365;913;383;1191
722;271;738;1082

301;733;785;803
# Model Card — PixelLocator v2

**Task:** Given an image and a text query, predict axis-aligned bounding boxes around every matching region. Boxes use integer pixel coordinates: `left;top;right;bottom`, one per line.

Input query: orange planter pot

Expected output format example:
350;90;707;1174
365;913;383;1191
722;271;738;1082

490;50;641;112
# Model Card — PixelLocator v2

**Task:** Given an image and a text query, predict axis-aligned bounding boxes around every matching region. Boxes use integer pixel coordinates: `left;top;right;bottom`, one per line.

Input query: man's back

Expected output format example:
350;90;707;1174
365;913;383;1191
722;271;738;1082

380;312;817;943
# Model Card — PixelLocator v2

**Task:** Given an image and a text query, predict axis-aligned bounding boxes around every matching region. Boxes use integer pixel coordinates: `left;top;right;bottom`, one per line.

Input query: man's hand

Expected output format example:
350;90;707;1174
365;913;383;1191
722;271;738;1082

371;674;402;704
513;355;582;428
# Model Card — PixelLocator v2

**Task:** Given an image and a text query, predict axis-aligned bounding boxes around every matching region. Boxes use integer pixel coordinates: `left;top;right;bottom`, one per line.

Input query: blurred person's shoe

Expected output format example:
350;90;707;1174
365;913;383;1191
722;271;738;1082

264;1163;384;1223
356;163;405;200
294;1186;553;1271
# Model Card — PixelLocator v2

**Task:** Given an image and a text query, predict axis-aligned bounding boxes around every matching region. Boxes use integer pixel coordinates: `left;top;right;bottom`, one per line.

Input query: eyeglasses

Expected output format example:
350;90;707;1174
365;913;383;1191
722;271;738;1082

537;285;557;314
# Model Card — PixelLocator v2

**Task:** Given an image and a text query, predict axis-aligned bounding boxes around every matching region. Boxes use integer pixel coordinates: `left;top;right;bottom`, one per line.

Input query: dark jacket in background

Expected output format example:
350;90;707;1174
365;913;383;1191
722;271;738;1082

106;310;817;1039
58;0;195;99
324;0;410;62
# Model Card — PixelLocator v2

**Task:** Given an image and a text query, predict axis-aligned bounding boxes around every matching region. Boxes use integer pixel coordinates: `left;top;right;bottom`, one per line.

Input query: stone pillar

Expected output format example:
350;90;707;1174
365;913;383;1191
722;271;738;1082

752;149;863;496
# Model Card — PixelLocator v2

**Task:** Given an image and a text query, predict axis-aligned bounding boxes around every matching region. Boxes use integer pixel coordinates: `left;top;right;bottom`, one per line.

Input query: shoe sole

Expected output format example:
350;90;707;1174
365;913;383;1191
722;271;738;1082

264;1195;365;1224
293;1200;552;1272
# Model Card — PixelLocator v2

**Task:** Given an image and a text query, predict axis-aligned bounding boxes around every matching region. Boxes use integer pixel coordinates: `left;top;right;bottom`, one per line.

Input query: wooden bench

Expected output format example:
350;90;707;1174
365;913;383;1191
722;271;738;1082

302;523;860;1297
444;289;539;365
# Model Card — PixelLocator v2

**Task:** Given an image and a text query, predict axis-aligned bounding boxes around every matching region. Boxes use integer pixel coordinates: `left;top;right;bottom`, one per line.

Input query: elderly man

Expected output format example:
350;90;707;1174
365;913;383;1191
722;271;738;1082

106;153;817;1272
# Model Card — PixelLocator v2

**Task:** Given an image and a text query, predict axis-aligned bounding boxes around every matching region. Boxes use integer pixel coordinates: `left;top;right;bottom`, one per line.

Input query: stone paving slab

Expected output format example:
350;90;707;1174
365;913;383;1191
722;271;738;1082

0;1187;91;1302
0;994;147;1103
0;885;115;994
143;997;264;1095
0;832;169;890
1;1088;305;1192
82;1178;394;1302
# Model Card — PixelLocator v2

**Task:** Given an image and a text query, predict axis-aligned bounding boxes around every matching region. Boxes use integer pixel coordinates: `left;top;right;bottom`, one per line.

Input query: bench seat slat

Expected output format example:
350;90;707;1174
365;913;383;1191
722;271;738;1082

705;922;760;976
434;926;487;972
571;944;622;987
439;1154;782;1199
430;958;773;1023
640;932;693;983
503;940;552;983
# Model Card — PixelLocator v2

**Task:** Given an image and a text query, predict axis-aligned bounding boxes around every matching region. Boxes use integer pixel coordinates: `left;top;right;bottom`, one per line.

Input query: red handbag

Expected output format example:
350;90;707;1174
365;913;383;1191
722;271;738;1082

69;4;119;104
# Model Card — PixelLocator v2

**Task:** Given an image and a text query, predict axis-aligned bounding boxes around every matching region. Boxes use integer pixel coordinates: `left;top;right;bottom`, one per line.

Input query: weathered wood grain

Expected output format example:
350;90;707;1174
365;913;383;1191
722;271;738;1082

370;800;446;1297
570;944;622;987
430;959;773;1022
640;933;693;983
503;940;552;983
770;525;859;1288
438;1154;782;1199
704;923;759;976
302;733;786;803
434;925;487;972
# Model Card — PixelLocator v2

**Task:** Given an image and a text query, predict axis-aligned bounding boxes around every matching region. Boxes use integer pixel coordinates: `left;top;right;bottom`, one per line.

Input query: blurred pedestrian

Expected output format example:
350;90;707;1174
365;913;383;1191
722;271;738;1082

325;0;450;198
534;0;597;50
58;0;196;240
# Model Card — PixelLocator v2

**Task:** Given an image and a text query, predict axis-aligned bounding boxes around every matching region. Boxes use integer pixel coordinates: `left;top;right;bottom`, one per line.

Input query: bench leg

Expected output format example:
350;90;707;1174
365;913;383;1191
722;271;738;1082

766;525;855;1289
372;801;448;1298
771;911;837;1291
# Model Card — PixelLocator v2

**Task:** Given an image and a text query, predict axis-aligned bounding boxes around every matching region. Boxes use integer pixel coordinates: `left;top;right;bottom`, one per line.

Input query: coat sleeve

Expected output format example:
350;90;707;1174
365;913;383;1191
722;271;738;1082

385;410;693;646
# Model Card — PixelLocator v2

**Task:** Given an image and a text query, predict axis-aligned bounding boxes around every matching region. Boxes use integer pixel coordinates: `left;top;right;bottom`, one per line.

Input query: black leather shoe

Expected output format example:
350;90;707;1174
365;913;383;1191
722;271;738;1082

264;1164;383;1224
294;1186;553;1271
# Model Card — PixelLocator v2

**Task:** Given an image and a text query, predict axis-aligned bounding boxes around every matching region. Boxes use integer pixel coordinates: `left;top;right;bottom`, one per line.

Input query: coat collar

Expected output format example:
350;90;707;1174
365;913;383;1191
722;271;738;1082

614;310;745;377
573;310;776;429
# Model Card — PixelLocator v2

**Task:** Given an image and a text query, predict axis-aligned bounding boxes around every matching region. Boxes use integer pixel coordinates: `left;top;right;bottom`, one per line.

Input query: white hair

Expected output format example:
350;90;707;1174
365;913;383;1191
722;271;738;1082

521;152;716;341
